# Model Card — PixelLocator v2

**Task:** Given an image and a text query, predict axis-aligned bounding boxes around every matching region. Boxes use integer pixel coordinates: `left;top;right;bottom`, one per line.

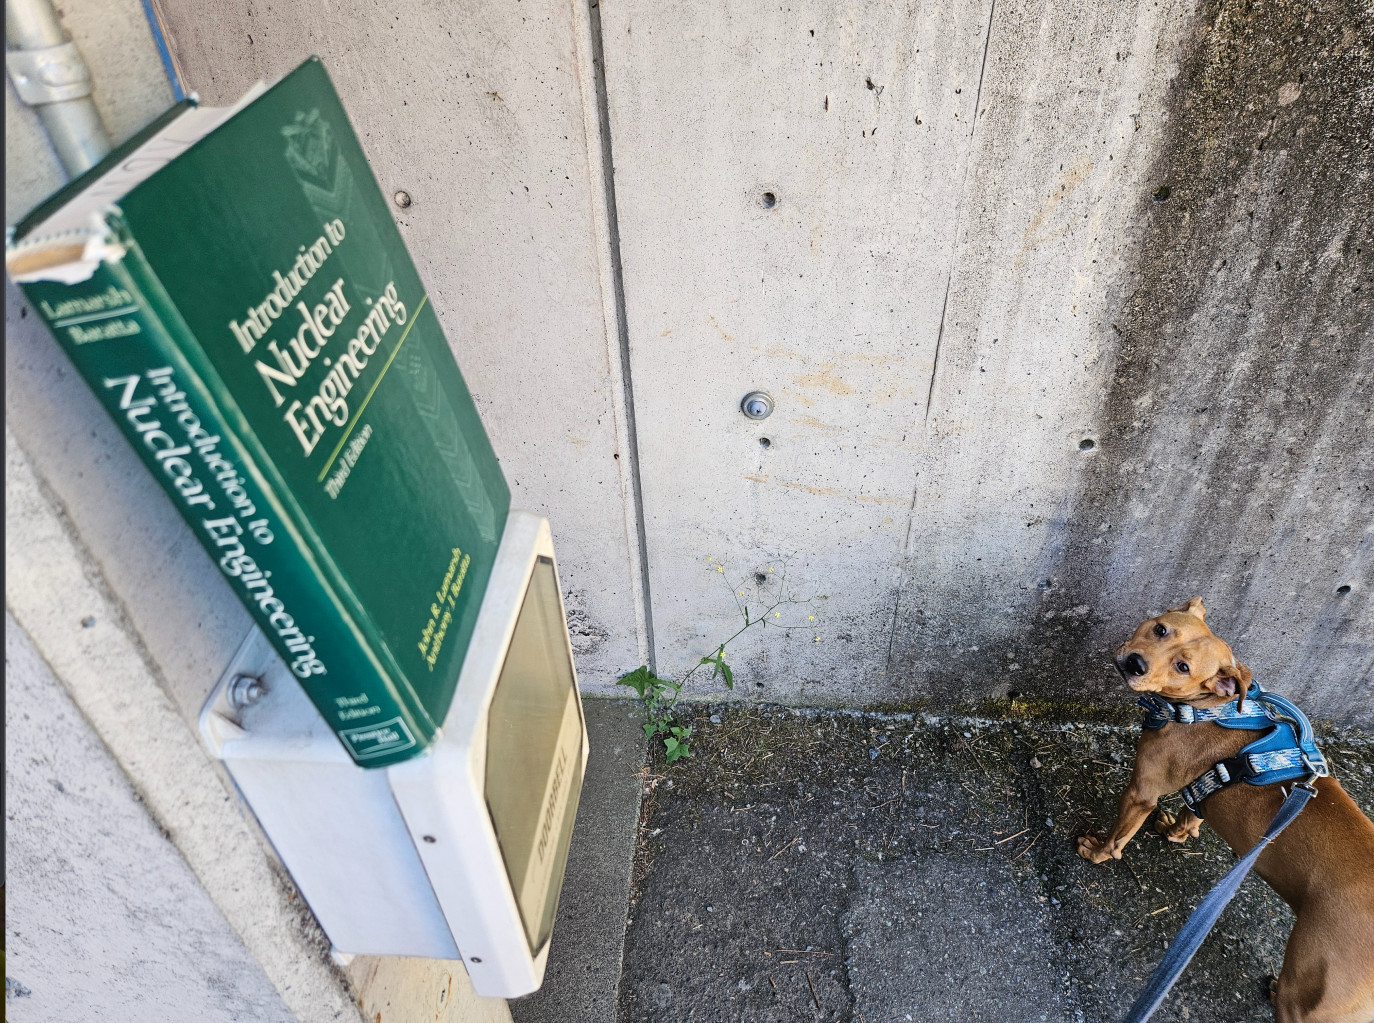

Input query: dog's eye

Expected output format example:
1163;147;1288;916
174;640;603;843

1153;623;1168;638
1175;661;1190;674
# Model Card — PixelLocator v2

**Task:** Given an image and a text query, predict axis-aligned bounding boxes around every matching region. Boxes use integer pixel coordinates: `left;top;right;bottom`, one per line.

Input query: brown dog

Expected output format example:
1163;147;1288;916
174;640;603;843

1077;598;1374;1023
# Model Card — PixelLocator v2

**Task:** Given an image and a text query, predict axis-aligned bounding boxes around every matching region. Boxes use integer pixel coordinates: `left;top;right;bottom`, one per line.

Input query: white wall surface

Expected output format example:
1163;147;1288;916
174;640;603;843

598;0;1193;699
5;430;368;1023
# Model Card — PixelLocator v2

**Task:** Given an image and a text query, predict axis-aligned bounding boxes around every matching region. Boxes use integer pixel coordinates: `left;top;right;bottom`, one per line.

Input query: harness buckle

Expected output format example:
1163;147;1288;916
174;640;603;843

1297;751;1324;791
1215;753;1256;785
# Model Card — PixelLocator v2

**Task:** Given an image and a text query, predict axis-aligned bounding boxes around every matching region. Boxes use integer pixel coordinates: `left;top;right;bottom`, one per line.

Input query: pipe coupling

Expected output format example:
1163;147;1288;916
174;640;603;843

7;41;92;105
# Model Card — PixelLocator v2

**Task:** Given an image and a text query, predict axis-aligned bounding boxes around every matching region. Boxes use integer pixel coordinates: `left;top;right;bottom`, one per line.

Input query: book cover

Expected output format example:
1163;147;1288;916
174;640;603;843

9;58;511;767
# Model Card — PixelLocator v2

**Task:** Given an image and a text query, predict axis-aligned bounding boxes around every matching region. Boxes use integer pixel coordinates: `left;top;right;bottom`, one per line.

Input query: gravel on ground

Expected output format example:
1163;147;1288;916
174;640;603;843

618;704;1374;1023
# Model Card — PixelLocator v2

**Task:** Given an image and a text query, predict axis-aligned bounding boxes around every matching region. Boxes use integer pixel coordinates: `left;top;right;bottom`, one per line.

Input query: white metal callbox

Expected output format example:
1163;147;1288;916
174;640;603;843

200;511;588;997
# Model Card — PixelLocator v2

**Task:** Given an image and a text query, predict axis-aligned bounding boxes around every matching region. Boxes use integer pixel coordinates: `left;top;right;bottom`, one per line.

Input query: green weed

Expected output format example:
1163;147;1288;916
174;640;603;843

618;558;818;763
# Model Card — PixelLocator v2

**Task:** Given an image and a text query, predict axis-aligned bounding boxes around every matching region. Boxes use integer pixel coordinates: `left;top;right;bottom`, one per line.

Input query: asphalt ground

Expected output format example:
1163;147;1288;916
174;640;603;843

617;705;1374;1023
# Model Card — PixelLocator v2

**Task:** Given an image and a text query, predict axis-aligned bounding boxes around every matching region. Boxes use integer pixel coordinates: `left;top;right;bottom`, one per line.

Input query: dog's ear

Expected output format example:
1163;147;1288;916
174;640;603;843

1206;658;1252;703
1168;596;1207;622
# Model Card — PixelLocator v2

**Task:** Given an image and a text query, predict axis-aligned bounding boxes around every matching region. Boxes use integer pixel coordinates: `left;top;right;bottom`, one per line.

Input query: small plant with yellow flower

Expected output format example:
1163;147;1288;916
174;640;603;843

618;557;819;763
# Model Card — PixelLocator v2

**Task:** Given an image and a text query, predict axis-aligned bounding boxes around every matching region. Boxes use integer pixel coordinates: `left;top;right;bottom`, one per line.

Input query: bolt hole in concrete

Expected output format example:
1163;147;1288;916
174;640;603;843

422;834;436;843
1152;184;1172;202
760;190;777;209
393;189;412;208
1337;584;1352;594
759;436;772;449
755;573;768;585
1079;437;1097;451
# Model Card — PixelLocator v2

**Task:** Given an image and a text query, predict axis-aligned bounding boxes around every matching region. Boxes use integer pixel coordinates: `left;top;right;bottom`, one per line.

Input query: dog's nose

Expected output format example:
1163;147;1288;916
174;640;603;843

1117;652;1149;677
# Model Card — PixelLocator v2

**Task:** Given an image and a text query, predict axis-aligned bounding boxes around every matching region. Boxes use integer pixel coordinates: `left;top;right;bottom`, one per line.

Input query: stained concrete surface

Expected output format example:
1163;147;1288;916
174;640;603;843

619;704;1374;1023
599;0;1372;723
513;698;648;1023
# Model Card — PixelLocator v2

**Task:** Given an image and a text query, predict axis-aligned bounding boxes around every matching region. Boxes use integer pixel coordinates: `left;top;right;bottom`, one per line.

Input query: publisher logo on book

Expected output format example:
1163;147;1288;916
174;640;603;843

339;717;417;760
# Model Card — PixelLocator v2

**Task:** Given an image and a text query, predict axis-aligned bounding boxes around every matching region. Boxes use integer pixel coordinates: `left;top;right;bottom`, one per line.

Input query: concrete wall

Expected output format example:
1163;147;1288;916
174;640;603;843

4;0;1369;1016
5;613;294;1023
9;3;1366;727
6;431;368;1023
600;0;1372;722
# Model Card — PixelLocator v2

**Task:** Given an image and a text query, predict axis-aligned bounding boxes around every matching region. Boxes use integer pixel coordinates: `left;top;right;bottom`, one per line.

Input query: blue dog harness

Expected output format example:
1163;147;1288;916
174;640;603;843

1123;681;1328;1023
1137;681;1328;816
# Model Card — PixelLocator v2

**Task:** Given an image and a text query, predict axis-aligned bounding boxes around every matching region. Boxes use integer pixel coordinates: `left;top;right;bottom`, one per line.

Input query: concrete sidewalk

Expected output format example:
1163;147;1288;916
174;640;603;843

617;705;1374;1023
512;698;649;1023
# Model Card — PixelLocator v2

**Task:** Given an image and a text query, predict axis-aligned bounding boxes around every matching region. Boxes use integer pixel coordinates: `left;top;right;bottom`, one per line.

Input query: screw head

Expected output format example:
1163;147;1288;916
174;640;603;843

740;391;774;420
227;673;265;710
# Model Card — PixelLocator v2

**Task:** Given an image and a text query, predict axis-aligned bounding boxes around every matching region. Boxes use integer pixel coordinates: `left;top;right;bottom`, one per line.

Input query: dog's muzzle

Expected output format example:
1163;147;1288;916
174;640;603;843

1116;651;1149;678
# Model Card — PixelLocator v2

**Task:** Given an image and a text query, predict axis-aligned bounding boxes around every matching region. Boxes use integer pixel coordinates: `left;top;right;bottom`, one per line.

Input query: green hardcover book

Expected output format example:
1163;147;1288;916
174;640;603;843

8;57;511;767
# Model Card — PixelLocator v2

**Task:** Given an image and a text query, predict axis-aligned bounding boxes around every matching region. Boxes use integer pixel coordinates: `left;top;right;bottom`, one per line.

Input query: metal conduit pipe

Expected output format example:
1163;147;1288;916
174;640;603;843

6;0;110;178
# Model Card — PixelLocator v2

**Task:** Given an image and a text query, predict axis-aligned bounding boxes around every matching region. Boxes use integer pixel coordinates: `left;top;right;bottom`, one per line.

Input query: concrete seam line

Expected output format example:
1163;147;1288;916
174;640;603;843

567;0;652;675
579;0;657;674
4;428;365;1023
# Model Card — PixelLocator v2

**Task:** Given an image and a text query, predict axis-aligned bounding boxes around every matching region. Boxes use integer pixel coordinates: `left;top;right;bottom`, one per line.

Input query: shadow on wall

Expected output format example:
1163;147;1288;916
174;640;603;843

895;0;1373;723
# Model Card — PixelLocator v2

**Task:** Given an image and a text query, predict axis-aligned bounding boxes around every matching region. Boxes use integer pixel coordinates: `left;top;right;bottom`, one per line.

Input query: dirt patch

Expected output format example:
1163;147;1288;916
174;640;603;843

619;704;1374;1022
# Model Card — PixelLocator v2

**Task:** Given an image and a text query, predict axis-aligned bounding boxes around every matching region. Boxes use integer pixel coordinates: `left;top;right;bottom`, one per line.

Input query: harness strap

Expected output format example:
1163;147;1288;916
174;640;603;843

1180;746;1321;815
1138;686;1274;731
1139;683;1329;818
1123;779;1318;1023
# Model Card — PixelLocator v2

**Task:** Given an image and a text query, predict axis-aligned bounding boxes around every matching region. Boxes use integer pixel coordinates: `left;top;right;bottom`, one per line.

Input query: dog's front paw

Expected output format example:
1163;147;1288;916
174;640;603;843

1155;809;1202;844
1076;834;1117;864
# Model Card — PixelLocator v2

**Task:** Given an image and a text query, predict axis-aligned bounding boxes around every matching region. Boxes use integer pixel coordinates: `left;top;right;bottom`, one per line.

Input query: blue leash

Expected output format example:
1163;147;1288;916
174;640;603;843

1121;776;1319;1023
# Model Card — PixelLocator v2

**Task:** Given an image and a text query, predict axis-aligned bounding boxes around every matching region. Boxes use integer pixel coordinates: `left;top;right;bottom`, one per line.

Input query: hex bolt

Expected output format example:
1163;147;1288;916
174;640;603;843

740;391;774;420
227;673;265;710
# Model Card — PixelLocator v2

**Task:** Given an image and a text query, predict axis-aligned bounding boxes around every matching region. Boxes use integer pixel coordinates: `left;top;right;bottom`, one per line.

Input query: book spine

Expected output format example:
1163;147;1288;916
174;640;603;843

21;252;436;767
